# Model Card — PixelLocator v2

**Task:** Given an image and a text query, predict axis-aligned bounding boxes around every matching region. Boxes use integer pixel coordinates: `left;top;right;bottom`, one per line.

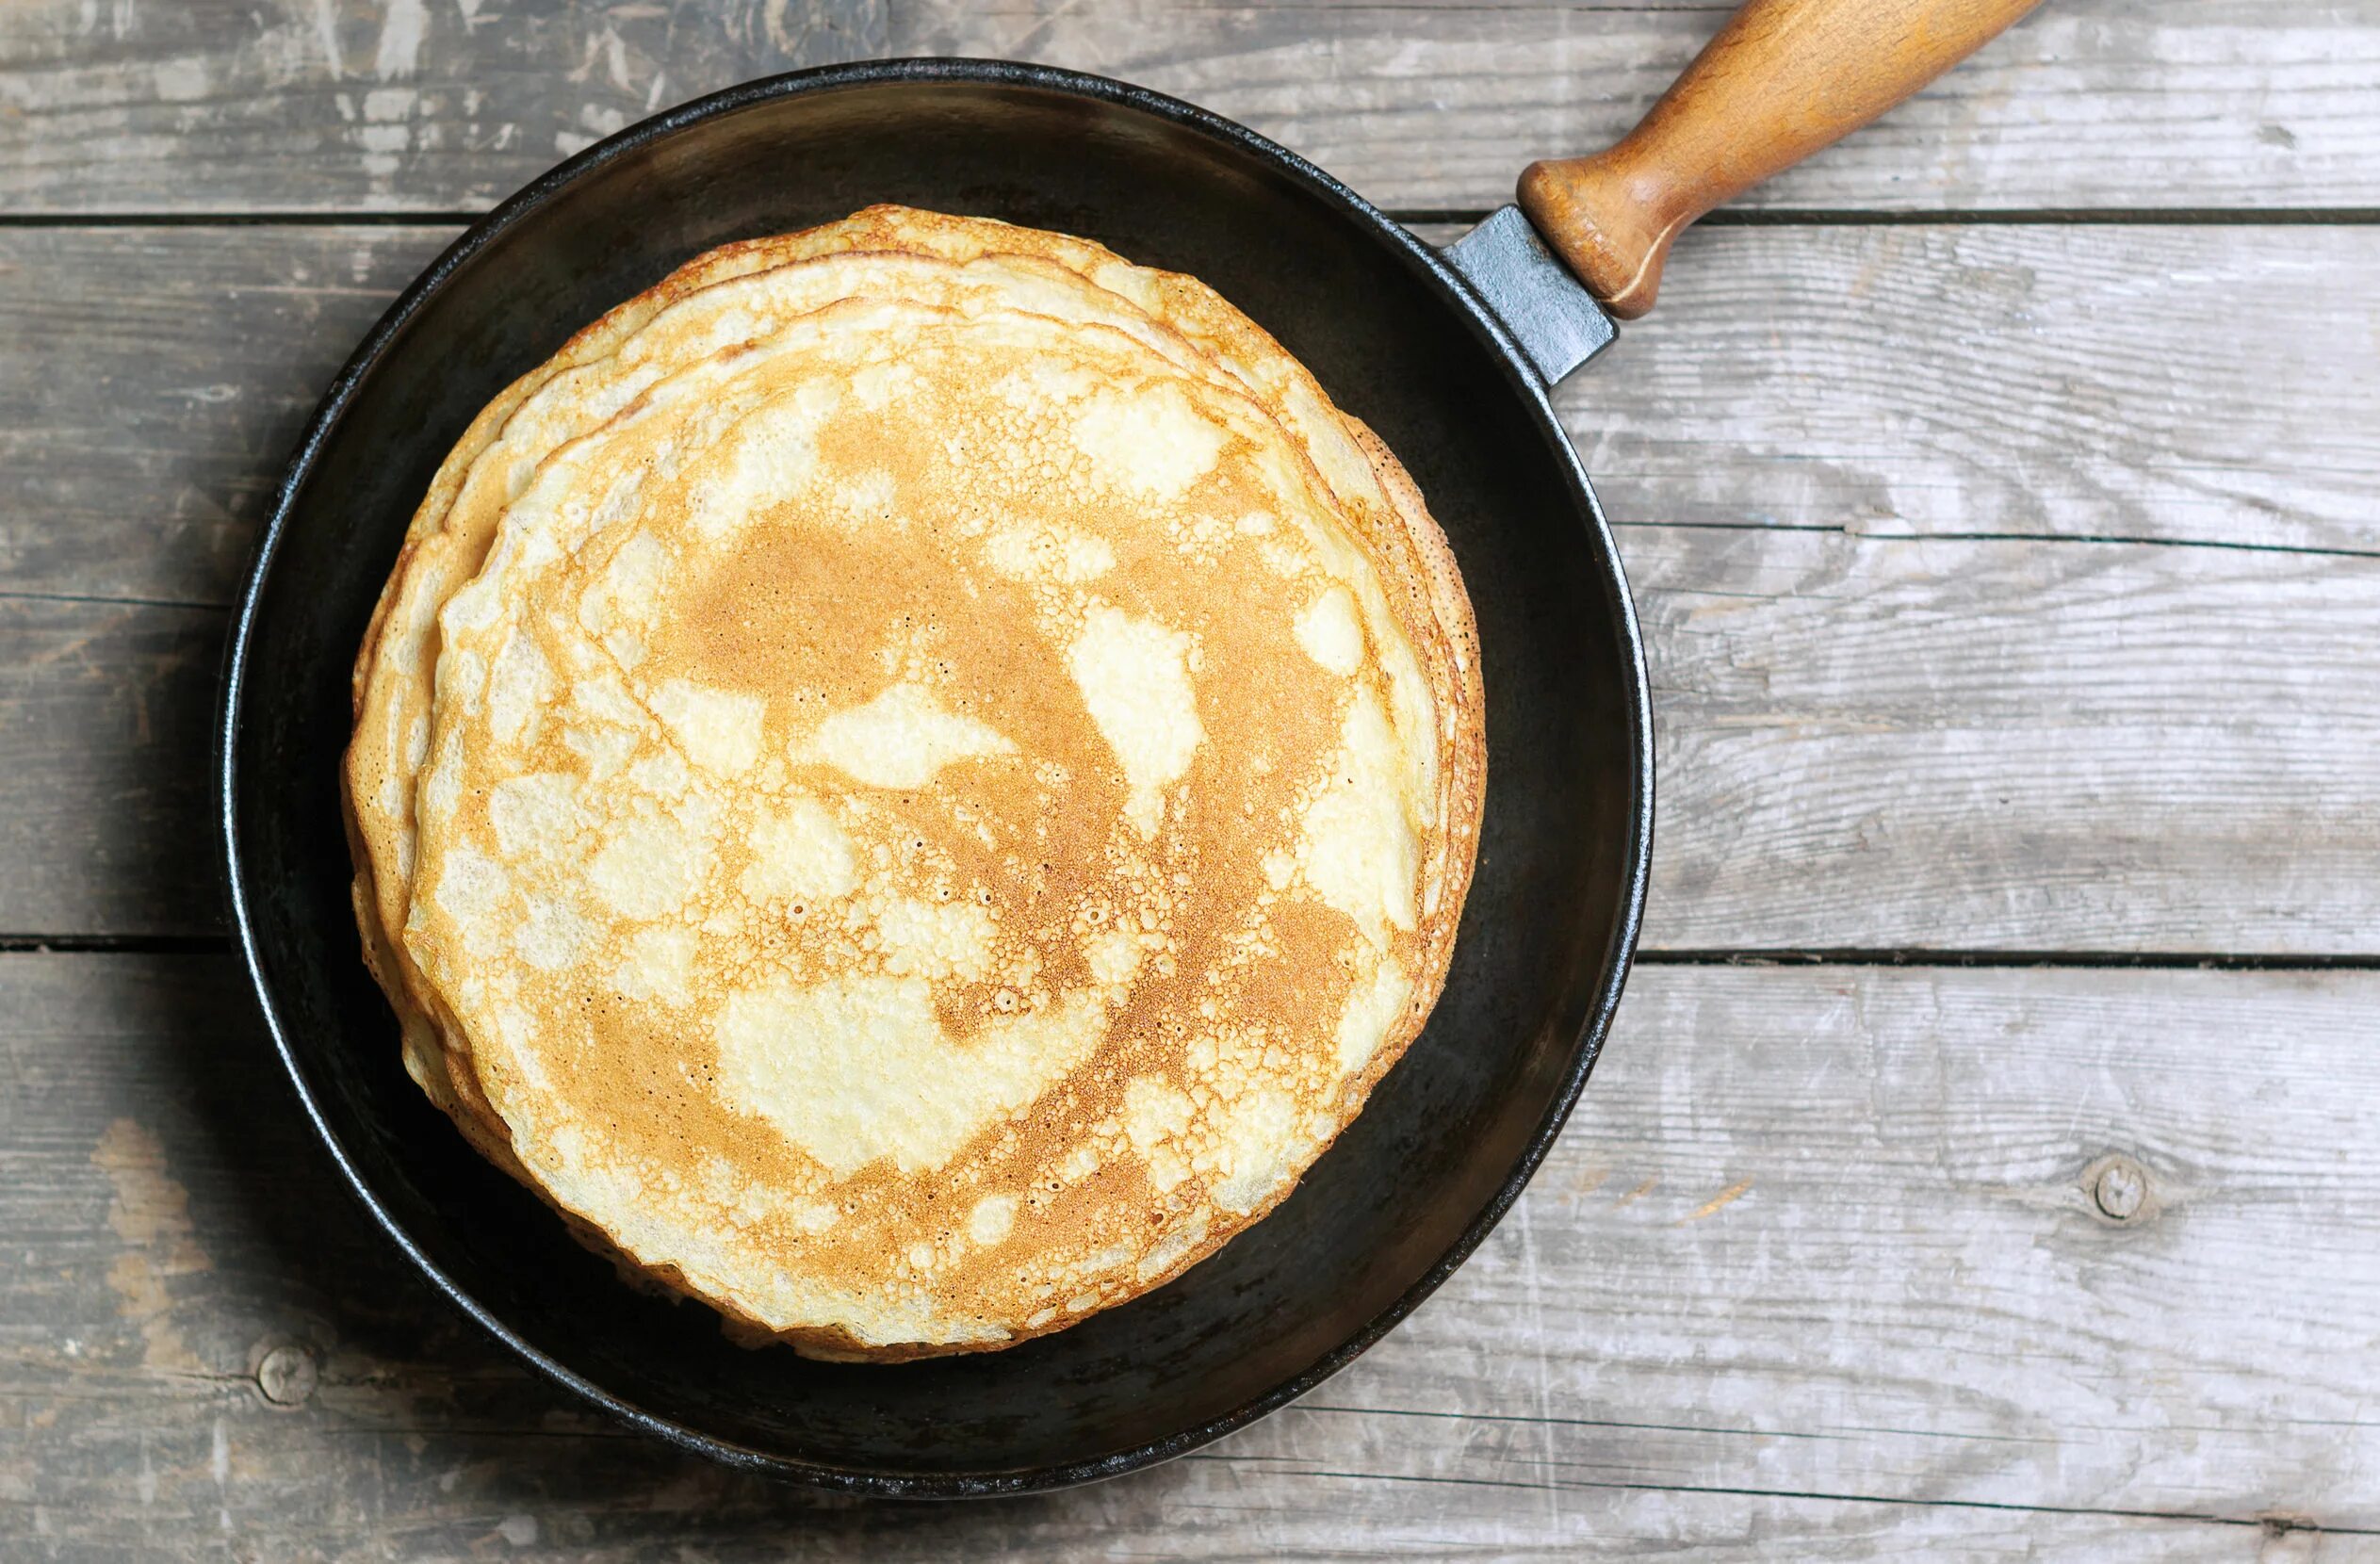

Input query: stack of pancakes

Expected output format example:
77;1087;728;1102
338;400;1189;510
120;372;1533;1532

344;206;1486;1360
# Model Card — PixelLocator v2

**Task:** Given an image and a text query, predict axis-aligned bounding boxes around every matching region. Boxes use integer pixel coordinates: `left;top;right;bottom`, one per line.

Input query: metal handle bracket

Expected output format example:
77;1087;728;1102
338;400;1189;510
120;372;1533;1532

1443;205;1619;385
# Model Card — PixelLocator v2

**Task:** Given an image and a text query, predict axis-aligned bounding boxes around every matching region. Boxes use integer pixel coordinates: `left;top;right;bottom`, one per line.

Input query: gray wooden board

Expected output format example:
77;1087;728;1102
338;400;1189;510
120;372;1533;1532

1407;222;2380;556
20;519;2380;952
1;0;2375;215
5;222;2378;948
0;597;224;937
8;220;2373;617
1;953;2373;1556
898;0;2380;215
0;0;889;213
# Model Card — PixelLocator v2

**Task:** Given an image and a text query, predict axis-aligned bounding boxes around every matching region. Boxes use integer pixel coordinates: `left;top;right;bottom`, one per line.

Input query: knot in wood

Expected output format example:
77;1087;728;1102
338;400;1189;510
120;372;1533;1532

2092;1156;2148;1221
256;1343;319;1408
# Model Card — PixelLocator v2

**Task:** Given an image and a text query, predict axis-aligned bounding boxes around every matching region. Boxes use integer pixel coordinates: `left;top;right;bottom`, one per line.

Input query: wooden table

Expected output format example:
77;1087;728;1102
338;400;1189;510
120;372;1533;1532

4;3;2375;1556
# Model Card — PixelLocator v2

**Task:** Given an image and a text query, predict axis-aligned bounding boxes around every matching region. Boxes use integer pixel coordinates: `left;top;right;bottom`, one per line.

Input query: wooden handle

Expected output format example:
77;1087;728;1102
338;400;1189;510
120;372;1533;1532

1518;0;2042;318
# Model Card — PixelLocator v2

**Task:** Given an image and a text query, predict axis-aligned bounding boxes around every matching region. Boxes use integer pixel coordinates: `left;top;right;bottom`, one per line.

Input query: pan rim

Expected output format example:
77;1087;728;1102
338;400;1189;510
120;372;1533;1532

216;54;1655;1498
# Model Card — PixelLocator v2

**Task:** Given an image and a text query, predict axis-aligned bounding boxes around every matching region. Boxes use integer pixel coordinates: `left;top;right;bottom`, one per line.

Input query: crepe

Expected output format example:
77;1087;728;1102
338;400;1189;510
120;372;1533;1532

344;208;1484;1359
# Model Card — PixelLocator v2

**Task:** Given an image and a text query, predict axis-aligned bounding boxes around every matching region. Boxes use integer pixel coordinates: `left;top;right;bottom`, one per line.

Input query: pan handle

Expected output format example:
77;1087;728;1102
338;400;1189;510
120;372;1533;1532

1517;0;2043;319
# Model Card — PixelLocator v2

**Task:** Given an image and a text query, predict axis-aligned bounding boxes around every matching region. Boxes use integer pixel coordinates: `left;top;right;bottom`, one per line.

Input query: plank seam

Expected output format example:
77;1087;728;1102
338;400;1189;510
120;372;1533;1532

1179;1453;2376;1538
1405;207;2380;227
2;208;2378;230
0;935;230;953
0;589;231;612
1638;949;2380;970
6;938;2375;969
1296;1402;2046;1445
12;522;2370;628
1609;520;2380;564
0;212;487;229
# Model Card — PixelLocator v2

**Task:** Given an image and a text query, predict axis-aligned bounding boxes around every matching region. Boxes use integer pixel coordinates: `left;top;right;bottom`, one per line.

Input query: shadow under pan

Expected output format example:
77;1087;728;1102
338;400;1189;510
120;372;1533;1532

220;59;1652;1494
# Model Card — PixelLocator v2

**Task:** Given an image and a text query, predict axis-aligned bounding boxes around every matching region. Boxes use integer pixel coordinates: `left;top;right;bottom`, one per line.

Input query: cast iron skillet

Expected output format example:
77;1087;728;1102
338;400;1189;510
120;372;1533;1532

220;0;2030;1495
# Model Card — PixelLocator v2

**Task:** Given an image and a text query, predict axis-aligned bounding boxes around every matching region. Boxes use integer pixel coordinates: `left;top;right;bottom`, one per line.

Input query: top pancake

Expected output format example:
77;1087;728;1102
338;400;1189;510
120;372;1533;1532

346;239;1276;1163
345;207;1485;1359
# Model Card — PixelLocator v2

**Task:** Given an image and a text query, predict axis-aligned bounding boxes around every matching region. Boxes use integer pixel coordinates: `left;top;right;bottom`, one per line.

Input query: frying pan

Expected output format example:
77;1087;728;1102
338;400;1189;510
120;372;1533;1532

219;0;2035;1494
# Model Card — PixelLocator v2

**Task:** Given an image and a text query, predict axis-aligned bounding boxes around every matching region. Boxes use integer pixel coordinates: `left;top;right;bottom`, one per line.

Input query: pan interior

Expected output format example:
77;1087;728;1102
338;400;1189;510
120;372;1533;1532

227;66;1645;1489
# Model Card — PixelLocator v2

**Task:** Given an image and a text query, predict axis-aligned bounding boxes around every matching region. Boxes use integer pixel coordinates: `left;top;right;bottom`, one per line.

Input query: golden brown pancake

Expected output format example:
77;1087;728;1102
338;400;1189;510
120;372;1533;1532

345;208;1484;1359
345;244;1260;1165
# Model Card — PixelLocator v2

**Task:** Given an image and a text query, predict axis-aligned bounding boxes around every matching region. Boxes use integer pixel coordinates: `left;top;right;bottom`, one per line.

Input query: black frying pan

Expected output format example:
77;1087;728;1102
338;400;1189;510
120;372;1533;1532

219;0;2030;1495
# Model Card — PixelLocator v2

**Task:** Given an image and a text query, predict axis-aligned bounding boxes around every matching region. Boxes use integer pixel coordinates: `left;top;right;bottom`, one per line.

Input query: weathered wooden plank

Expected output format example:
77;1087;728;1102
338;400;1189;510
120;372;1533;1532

7;219;2371;619
18;220;2374;947
3;953;2372;1551
1632;524;2380;952
9;523;2379;951
1;1;2373;215
0;0;888;213
0;597;222;937
1460;224;2380;556
0;1449;2280;1564
0;227;454;607
896;0;2380;215
1378;962;2380;1528
3;225;2372;943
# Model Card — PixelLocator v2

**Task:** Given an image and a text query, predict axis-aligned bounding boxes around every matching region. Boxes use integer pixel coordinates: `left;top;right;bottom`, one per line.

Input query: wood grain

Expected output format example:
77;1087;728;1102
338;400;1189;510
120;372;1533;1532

1631;524;2380;952
0;0;2372;214
5;226;2376;946
8;521;2379;947
901;0;2379;215
8;220;2371;622
33;219;2380;941
0;597;222;937
0;0;887;213
1423;220;2380;555
4;953;2372;1553
0;227;455;607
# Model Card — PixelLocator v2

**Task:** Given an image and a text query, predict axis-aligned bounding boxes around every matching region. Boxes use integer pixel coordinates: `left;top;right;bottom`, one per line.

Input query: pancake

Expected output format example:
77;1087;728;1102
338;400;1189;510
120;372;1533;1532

345;244;1276;1161
345;208;1485;1359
